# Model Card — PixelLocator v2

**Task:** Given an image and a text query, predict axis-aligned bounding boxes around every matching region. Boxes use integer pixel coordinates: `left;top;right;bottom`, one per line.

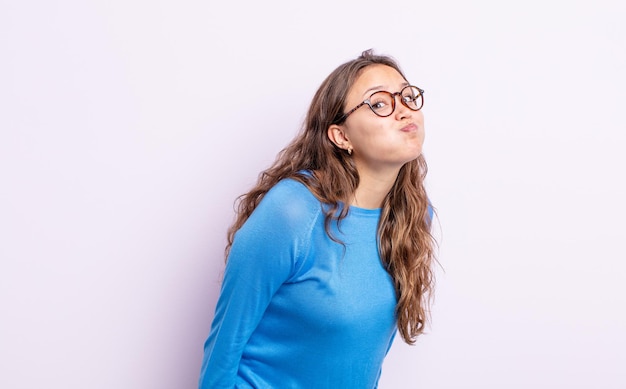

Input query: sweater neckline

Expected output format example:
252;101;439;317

348;205;382;217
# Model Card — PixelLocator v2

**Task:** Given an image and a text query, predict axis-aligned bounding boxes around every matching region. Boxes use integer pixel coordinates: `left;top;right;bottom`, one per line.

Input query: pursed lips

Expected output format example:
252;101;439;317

400;123;418;132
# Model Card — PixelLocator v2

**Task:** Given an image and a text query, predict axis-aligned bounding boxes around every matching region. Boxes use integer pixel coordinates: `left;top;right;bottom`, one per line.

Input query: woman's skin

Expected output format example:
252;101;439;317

328;64;425;209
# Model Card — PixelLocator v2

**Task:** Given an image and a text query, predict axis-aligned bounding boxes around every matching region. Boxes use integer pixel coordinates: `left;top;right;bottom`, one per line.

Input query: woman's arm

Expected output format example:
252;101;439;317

198;180;318;388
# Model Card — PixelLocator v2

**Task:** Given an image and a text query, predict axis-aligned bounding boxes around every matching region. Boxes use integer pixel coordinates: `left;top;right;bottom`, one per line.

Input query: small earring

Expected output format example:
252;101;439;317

347;147;353;155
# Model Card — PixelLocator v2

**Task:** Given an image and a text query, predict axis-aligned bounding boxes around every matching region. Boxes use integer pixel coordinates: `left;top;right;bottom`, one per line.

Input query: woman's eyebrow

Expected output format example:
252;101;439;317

362;85;385;96
362;82;410;97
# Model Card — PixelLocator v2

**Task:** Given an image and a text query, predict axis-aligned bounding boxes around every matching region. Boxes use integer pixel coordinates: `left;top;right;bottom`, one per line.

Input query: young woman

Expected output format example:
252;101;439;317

199;49;437;388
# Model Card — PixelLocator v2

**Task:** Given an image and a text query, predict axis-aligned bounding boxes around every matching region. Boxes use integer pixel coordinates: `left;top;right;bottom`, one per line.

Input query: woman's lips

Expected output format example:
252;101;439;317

400;123;418;132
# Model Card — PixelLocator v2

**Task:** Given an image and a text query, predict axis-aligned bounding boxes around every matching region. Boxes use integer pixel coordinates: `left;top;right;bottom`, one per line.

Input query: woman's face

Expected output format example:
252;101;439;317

331;64;425;175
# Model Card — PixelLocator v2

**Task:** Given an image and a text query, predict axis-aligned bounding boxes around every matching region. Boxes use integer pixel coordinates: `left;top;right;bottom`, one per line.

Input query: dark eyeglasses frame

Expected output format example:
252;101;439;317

335;85;424;124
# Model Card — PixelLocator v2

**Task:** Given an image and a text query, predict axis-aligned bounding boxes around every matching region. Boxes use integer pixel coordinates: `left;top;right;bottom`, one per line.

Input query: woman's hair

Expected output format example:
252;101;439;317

225;49;437;344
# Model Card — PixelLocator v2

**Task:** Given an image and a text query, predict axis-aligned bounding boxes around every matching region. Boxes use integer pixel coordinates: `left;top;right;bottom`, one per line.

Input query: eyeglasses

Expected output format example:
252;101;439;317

336;85;424;123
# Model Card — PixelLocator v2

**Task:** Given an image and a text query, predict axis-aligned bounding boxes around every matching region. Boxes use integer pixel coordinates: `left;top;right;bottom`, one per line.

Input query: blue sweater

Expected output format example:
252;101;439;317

199;178;398;388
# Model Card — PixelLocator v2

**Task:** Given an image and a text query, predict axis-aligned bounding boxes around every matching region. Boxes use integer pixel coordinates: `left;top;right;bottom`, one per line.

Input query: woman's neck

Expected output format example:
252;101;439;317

351;167;400;209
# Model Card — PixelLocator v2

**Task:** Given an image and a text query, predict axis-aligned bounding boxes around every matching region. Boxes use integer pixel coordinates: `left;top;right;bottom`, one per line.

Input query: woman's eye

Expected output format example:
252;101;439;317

372;101;387;109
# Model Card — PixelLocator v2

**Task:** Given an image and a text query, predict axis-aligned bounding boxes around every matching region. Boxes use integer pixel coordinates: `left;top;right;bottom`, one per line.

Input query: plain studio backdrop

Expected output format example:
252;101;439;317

1;0;625;388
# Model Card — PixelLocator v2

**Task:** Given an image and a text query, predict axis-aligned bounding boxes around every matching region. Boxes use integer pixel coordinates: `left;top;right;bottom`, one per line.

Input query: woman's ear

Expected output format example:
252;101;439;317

327;124;352;152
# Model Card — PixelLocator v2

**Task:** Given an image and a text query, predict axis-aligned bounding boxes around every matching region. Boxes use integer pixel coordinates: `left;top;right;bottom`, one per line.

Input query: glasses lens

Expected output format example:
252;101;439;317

368;91;394;117
401;86;423;110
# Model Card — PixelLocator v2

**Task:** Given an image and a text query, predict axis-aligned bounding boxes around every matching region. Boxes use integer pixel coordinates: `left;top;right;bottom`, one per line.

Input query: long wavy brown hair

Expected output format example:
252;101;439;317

225;49;437;344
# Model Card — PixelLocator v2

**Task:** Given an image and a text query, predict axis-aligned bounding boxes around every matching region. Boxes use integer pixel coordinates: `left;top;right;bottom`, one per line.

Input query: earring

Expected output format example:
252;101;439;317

347;147;353;155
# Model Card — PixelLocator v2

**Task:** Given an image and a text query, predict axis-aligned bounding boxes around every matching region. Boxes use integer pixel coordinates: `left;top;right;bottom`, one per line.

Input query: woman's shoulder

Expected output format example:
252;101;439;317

264;177;320;210
252;177;322;229
267;176;314;198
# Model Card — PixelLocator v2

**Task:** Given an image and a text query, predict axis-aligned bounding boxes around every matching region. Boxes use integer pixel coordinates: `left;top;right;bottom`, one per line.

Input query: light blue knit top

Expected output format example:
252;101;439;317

199;178;399;388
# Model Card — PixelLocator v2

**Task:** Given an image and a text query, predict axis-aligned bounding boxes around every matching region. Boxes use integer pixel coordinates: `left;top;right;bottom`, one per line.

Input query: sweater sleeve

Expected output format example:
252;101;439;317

198;180;318;389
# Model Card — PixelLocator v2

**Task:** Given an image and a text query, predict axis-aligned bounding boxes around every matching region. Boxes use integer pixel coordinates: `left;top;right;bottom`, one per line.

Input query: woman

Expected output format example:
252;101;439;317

199;49;437;388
